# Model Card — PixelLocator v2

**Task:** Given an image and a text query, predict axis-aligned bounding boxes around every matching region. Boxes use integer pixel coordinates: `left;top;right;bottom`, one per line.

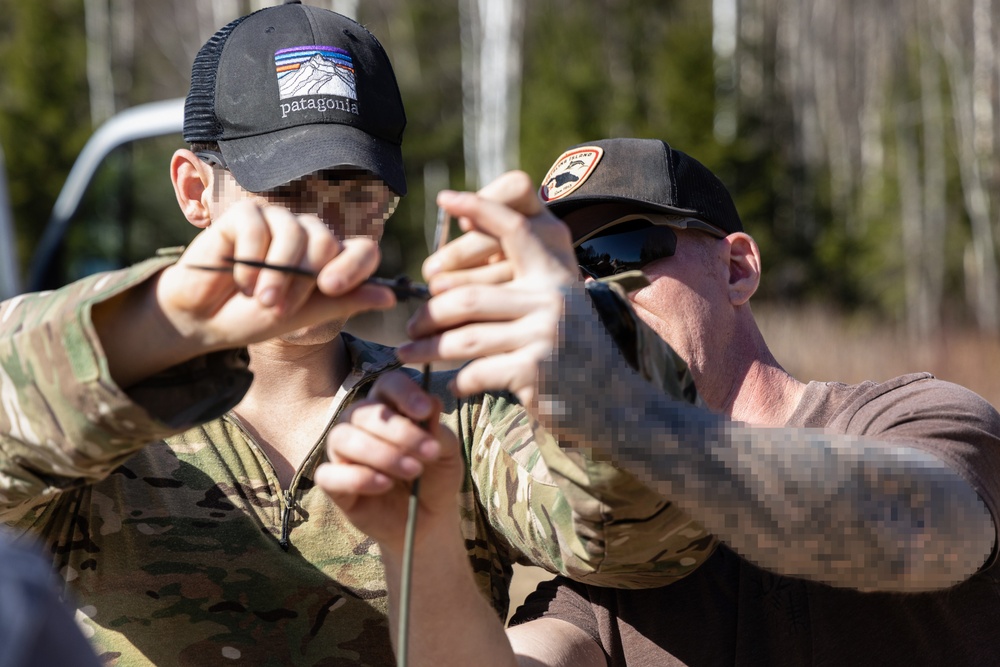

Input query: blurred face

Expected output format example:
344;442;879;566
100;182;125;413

207;166;399;344
208;167;398;241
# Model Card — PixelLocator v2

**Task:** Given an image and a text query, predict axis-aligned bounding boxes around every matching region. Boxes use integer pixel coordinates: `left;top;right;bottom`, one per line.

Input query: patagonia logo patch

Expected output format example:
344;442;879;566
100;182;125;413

275;45;359;118
539;146;604;202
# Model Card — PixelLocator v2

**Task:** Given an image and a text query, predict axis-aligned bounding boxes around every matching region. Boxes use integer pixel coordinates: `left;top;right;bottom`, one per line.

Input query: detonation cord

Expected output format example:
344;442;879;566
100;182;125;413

398;209;451;667
396;364;429;667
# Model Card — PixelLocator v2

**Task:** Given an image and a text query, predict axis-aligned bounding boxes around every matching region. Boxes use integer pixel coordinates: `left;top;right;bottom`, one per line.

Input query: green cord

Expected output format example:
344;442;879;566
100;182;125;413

397;363;431;667
399;209;451;666
397;476;421;667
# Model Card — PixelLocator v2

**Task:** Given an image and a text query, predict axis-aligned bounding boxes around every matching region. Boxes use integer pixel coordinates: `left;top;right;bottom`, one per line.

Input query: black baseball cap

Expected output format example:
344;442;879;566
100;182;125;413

539;138;742;240
184;0;407;195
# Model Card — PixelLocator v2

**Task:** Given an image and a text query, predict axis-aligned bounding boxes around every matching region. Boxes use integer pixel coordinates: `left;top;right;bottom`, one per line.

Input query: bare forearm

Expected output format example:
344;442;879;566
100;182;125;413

91;270;206;389
538;287;996;591
381;520;518;667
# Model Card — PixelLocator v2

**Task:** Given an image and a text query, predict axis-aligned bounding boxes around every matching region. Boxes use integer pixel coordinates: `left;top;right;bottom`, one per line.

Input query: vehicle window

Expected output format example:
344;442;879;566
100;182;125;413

45;134;195;287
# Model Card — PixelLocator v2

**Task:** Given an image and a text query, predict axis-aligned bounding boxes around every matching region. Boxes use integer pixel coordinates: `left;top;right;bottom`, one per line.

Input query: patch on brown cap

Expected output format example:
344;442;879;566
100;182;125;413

539;146;604;202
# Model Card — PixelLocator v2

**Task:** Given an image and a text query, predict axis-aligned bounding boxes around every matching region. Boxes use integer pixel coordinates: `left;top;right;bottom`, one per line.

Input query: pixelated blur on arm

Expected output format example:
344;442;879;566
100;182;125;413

535;283;997;592
468;389;716;589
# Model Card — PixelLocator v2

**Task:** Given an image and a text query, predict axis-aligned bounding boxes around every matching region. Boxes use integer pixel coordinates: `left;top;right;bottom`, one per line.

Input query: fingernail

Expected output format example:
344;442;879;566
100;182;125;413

399;457;422;477
418;439;439;459
403;317;420;339
318;275;343;294
258;288;278;307
423;256;442;278
409;392;431;415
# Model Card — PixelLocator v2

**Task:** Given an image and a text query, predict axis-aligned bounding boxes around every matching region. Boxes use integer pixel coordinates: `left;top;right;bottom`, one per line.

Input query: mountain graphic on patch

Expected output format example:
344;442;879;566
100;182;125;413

275;46;356;100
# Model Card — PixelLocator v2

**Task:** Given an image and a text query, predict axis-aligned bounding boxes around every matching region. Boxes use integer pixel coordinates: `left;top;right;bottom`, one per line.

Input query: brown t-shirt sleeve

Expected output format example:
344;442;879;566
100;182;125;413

510;576;624;665
510;576;601;639
789;373;1000;569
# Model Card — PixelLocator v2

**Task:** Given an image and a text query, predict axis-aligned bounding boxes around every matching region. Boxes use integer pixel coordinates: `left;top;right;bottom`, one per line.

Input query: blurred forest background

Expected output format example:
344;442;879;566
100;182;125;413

3;0;1000;404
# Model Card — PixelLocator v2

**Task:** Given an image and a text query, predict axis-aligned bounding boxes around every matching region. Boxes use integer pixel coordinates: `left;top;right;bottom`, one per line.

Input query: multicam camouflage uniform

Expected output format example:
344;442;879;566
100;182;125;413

0;256;715;666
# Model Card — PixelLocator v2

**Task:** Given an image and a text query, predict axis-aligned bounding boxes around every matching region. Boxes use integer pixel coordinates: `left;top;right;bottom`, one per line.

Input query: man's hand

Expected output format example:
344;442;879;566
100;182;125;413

397;171;578;408
314;372;464;555
95;202;394;387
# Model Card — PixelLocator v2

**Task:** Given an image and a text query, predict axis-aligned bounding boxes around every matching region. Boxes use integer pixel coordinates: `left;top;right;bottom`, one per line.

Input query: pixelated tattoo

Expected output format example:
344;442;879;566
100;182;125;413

536;283;995;592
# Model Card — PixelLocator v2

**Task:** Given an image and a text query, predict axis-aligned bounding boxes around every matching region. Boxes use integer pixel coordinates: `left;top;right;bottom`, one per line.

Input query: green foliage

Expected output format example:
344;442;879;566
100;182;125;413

520;0;612;181
0;0;92;273
0;0;984;329
361;1;466;277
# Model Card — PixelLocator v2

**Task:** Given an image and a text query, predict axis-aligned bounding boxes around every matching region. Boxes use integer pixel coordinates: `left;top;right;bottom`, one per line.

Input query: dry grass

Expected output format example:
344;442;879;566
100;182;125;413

754;302;1000;407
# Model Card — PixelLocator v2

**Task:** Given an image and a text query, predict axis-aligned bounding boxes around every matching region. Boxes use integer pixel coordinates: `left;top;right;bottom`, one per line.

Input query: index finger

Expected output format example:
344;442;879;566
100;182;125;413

422;229;501;280
426;171;545;278
434;190;575;282
475;170;543;215
364;371;437;424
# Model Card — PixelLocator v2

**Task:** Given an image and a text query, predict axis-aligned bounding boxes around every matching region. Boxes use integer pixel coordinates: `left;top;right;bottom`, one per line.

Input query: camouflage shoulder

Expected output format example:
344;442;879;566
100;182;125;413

0;254;178;338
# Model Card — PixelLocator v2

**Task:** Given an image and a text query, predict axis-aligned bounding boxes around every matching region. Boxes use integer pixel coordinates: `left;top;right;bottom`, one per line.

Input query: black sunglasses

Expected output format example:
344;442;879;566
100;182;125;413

195;149;228;170
572;213;727;279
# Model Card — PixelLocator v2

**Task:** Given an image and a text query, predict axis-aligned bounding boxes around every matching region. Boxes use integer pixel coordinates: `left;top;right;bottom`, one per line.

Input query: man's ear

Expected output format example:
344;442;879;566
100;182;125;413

724;233;761;306
171;149;213;229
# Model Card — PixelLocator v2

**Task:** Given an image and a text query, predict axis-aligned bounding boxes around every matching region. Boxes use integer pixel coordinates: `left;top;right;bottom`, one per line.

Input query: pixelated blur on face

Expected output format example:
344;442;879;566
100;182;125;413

211;168;398;242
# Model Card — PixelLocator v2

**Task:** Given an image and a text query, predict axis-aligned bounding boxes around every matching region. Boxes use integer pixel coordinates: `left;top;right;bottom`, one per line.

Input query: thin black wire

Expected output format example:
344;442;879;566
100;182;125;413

186;257;431;301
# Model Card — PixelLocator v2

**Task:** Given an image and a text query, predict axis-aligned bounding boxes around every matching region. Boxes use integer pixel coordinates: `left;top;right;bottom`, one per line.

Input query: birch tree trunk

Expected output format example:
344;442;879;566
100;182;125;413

896;1;948;339
85;0;115;125
915;0;947;338
458;0;479;188
938;0;1000;332
332;0;359;18
459;0;524;188
111;0;134;108
714;0;739;143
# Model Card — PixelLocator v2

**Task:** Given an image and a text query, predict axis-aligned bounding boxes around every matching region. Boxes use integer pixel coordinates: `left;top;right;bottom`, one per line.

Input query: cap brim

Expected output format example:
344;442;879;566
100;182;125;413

547;194;699;219
218;123;406;195
546;196;703;241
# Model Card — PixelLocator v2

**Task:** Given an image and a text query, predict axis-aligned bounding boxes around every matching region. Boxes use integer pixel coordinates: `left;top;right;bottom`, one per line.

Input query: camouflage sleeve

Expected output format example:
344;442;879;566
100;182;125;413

0;254;251;522
461;278;716;589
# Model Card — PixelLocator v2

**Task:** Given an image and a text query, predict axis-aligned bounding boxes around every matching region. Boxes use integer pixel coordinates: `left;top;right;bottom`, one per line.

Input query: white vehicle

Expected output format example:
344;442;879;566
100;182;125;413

1;98;189;300
0;144;19;300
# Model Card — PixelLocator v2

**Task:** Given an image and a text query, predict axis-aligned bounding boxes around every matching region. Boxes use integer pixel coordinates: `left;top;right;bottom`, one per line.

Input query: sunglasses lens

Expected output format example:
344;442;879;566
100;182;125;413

575;221;677;278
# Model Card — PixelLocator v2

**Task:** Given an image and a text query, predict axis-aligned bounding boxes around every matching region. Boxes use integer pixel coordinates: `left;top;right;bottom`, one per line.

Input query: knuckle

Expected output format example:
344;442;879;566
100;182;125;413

451;330;482;357
386;420;419;453
343;237;379;266
508;213;531;236
311;227;340;255
453;286;482;312
342;398;377;421
372;371;412;399
329;428;362;458
507;170;533;193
